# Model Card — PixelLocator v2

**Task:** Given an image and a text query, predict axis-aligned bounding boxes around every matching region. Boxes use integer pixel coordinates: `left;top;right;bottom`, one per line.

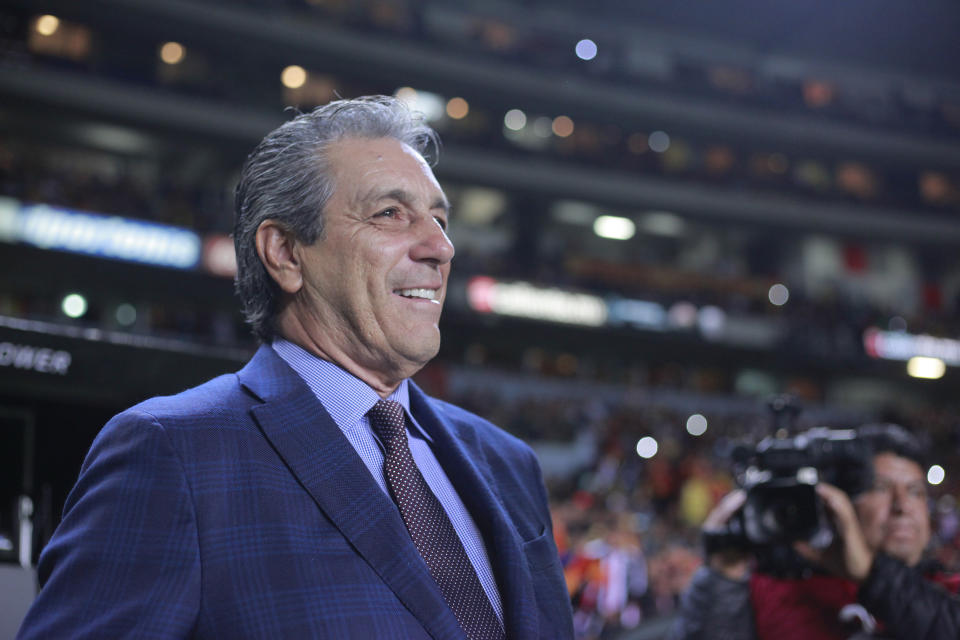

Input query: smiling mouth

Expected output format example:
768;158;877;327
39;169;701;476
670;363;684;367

394;288;440;301
888;525;917;536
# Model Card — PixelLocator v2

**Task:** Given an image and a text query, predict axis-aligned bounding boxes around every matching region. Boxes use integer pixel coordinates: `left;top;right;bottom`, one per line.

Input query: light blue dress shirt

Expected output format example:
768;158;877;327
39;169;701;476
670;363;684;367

271;338;503;621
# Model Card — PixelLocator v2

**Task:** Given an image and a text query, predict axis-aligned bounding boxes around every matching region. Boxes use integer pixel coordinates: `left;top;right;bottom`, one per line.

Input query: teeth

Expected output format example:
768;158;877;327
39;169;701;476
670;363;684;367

397;288;437;300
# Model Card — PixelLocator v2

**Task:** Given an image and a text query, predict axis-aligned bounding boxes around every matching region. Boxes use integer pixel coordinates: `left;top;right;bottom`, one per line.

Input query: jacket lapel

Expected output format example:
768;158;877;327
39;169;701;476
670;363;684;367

410;383;541;640
237;346;462;640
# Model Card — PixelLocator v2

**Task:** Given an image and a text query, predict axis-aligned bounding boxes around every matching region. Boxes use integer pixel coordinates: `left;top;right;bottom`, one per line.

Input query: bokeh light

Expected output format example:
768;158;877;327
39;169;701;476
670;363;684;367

552;115;575;137
636;436;658;459
648;131;670;153
532;117;553;138
907;357;946;380
928;465;945;485
446;97;469;119
575;39;598;61
686;414;708;436
160;42;185;65
768;283;790;306
62;293;87;318
593;215;635;240
115;303;137;326
281;65;307;89
36;15;60;36
627;133;648;154
504;109;527;131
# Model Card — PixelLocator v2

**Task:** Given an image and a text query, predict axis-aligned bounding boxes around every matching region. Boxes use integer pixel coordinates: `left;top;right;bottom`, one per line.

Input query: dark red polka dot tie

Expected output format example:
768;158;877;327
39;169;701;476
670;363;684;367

368;400;505;640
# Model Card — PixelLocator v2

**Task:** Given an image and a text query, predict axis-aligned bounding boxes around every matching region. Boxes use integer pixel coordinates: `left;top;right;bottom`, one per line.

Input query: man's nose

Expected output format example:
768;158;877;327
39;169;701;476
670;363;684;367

889;485;908;513
411;217;455;265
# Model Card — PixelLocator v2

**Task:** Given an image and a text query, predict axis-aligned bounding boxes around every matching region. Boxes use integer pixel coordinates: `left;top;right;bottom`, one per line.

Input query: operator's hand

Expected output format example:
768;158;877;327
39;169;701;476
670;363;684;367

703;490;751;580
703;489;747;532
794;483;874;582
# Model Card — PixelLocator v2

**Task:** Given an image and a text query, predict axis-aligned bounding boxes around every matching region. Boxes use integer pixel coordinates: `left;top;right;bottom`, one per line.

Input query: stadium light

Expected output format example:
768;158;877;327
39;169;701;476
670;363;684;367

928;465;945;485
907;356;946;379
36;15;60;36
446;97;469;119
281;65;307;89
160;42;185;65
504;109;527;131
593;215;635;240
686;414;708;436
552;116;574;137
62;293;87;318
575;39;598;61
648;131;670;153
115;303;137;326
768;283;790;306
636;436;658;459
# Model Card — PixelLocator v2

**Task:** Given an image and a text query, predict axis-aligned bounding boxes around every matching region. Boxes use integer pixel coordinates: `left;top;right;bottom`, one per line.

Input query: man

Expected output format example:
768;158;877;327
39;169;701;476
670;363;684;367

671;424;960;640
18;96;574;639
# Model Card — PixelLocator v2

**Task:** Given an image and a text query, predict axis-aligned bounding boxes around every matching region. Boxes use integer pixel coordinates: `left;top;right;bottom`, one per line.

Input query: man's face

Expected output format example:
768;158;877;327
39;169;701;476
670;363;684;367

292;136;453;385
854;452;931;567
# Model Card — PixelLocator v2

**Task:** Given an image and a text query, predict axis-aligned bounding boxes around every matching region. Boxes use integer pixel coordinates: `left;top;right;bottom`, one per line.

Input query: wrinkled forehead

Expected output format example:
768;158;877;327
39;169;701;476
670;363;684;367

328;137;440;192
329;136;429;169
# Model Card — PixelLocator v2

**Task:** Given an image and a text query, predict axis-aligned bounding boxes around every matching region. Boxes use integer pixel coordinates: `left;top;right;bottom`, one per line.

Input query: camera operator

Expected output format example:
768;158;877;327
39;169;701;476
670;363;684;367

671;424;960;640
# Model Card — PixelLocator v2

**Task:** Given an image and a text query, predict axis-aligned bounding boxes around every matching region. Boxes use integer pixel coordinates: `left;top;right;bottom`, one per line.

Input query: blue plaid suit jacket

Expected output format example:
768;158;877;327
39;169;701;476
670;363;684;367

18;345;573;639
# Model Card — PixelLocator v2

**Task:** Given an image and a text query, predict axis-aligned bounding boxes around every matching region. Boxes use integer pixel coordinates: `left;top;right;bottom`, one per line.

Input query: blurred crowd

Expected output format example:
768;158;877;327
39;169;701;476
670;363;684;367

0;143;231;233
16;0;960;143
3;143;958;354
442;371;960;639
4;2;958;637
8;0;960;219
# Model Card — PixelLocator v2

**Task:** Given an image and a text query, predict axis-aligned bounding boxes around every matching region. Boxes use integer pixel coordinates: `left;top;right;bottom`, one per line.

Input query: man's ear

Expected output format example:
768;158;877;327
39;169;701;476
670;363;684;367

255;220;303;294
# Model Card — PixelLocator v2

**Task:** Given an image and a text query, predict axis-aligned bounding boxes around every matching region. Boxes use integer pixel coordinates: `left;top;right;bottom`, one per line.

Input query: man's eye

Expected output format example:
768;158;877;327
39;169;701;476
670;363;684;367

375;208;399;219
434;216;447;231
908;485;927;498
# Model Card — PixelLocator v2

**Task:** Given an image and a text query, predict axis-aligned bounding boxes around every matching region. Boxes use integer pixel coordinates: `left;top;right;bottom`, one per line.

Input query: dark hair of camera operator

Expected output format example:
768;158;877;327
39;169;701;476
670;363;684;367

671;424;960;640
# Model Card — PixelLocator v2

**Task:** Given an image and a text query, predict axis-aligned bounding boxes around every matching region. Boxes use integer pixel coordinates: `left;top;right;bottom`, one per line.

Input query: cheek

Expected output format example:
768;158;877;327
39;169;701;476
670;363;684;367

856;500;887;528
909;500;931;523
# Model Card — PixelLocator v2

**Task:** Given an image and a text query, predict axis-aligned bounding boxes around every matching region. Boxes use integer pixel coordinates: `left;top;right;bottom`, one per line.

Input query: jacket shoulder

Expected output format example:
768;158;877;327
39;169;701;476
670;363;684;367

124;372;252;424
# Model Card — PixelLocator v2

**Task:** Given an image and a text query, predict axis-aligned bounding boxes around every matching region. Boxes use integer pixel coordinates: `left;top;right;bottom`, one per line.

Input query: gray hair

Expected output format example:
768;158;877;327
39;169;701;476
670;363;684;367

233;95;440;342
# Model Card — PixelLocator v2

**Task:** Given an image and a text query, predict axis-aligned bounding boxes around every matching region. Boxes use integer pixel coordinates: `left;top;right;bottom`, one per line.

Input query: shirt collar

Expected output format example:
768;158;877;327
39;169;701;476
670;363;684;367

270;337;431;441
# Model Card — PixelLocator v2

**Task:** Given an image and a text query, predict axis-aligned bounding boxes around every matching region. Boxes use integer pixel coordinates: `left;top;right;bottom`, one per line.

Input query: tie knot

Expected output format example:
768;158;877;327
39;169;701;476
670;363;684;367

367;399;407;449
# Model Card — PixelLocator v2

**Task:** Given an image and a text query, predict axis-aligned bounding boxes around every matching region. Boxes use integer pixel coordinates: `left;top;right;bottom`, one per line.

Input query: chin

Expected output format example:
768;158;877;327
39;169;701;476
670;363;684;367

406;329;441;355
413;341;441;364
884;544;925;567
394;338;440;368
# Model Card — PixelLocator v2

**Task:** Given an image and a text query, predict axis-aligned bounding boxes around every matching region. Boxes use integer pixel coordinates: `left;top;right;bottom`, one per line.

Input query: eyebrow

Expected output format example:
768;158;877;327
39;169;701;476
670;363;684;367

873;476;926;488
362;188;451;216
